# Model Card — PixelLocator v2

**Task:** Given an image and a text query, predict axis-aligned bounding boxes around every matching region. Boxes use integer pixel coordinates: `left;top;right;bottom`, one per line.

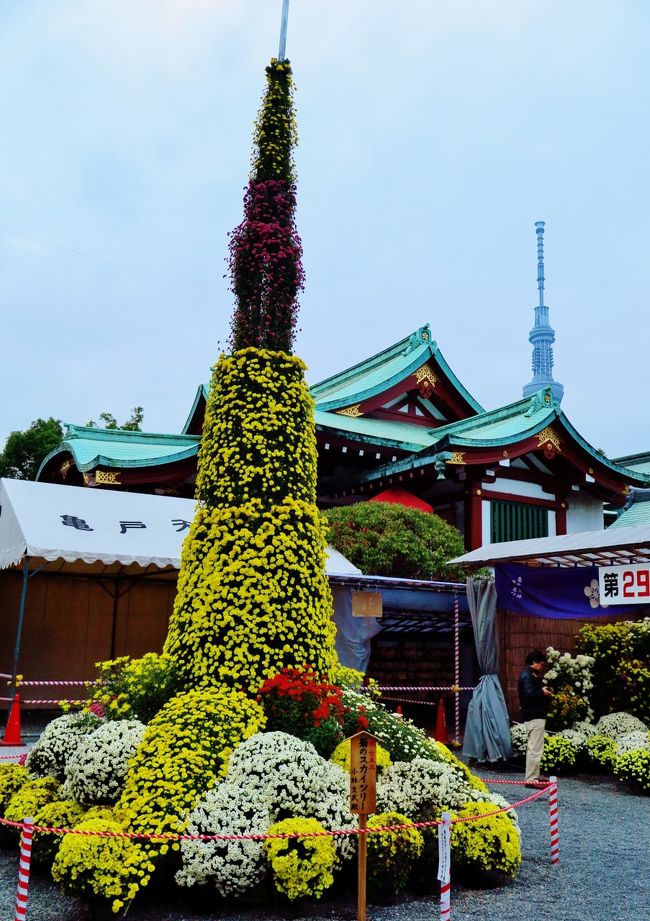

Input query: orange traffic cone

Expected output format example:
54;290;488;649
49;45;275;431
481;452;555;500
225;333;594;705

434;697;447;744
395;705;403;720
1;693;24;746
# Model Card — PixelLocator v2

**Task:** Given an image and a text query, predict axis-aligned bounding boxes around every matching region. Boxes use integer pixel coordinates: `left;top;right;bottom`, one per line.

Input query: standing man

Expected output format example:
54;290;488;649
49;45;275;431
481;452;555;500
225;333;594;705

518;650;552;786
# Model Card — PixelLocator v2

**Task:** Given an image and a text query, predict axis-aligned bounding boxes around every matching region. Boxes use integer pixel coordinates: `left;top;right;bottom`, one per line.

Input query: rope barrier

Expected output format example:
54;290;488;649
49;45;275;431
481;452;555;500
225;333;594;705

369;686;476;693
0;698;87;706
0;785;551;842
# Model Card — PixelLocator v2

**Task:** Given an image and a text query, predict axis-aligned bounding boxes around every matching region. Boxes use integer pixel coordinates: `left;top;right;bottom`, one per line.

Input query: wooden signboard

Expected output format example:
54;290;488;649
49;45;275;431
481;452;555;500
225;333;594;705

351;591;383;619
349;731;377;814
348;731;378;921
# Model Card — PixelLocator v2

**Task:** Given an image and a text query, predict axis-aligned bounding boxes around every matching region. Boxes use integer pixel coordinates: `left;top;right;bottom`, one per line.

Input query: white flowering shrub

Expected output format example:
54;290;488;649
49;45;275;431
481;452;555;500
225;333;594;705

571;720;598;738
544;647;595;728
227;732;355;860
377;758;473;817
177;732;357;894
510;723;528;755
177;781;271;896
26;713;102;781
63;719;146;806
597;712;648;741
615;731;650;756
556;728;589;754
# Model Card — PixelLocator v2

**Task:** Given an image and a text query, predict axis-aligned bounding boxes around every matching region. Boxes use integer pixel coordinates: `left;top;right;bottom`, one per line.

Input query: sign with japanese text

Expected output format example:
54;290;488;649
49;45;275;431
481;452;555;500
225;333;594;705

351;591;383;618
349;732;377;815
598;563;650;605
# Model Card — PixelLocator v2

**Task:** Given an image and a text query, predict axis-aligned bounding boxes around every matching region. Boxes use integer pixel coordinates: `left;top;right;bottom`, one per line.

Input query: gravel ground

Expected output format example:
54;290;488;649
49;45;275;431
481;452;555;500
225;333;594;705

0;773;647;921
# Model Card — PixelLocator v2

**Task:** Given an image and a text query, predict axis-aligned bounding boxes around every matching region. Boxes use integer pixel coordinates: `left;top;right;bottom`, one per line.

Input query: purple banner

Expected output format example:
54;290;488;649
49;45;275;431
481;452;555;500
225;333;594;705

495;563;642;619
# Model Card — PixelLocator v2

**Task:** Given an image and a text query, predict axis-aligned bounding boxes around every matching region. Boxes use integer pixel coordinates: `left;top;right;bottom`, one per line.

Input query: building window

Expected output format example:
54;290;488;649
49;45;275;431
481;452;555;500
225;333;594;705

490;500;548;543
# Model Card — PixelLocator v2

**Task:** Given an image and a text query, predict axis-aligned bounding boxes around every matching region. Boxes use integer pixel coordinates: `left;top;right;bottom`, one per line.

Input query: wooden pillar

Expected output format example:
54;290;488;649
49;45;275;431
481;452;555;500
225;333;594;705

464;482;483;550
555;499;567;536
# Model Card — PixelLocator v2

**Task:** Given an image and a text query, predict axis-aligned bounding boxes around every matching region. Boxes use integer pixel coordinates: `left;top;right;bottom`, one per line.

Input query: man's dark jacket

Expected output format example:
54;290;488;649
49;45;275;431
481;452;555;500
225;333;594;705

518;666;550;721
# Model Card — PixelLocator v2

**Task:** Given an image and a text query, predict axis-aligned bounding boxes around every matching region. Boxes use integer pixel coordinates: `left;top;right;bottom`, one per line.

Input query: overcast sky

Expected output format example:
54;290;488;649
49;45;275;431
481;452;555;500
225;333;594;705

2;1;649;458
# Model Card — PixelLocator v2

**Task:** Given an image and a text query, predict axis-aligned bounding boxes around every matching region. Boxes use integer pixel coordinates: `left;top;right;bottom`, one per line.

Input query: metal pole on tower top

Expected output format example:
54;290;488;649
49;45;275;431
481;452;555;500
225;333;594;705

278;0;290;60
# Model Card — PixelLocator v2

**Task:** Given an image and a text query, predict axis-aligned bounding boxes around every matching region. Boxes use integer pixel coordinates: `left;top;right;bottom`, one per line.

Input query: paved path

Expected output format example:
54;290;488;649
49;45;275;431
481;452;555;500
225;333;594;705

0;774;647;920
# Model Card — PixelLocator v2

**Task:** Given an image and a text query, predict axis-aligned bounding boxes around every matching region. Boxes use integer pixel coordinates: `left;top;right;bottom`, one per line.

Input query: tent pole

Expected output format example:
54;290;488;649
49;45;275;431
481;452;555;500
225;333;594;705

6;557;30;717
109;576;121;660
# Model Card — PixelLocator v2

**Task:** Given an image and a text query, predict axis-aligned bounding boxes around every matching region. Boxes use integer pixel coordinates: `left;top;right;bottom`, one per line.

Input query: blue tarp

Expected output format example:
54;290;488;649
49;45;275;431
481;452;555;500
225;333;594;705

495;563;638;619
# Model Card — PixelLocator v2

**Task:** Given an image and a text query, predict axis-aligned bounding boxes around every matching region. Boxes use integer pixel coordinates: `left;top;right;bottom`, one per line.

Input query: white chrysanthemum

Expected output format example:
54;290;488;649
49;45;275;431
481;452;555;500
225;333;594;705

615;731;650;756
510;723;528;755
557;728;588;752
26;713;101;781
597;712;648;740
377;757;473;816
177;781;270;896
571;720;598;738
63;719;146;806
226;732;356;861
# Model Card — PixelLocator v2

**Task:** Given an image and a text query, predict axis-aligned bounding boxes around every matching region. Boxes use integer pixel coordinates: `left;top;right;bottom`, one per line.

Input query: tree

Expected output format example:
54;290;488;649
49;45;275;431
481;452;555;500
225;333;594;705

86;406;144;431
0;417;63;480
324;501;467;582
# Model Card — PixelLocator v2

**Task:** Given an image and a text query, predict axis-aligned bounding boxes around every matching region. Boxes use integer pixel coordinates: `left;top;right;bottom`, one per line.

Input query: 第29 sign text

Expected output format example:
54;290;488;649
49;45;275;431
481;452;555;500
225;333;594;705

598;563;650;605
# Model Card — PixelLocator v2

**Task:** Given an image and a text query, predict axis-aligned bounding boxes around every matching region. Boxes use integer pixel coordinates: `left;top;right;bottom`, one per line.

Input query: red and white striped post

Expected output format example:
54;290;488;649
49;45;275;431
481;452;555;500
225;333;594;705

15;817;34;921
438;812;451;921
548;776;559;864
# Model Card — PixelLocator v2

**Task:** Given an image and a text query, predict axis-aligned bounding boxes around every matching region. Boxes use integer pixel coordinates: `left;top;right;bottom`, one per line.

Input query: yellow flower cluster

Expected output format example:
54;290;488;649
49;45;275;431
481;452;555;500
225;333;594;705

165;349;336;691
367;811;424;895
195;350;317;509
93;652;178;722
264;817;337;901
0;763;28;815
449;801;522;877
52;808;144;908
330;738;392;775
5;777;61;829
251;58;298;182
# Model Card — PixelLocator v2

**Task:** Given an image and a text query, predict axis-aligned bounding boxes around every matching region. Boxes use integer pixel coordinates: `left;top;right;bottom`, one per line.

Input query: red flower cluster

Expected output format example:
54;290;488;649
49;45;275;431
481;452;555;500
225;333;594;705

258;667;345;729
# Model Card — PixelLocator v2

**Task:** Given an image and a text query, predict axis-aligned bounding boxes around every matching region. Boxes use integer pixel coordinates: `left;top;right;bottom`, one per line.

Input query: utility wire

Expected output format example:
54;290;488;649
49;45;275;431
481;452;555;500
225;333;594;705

1;229;218;289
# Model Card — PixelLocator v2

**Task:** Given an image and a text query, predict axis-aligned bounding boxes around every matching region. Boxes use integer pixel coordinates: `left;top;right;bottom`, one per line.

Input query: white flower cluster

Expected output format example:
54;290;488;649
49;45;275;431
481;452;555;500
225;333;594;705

177;732;356;895
377;757;473;816
509;723;528;755
177;781;270;897
597;712;648;740
62;719;146;806
571;720;598;738
26;713;101;781
615;731;650;756
556;728;589;753
545;647;594;700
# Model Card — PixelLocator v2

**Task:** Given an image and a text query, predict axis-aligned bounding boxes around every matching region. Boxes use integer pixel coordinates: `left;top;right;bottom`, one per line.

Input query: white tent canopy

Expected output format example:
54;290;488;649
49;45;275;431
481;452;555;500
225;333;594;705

0;478;361;576
450;522;650;569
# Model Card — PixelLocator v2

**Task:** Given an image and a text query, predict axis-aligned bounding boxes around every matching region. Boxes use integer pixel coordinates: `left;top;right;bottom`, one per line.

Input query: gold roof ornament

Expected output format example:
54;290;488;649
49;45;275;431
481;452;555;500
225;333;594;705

537;427;561;452
335;404;363;418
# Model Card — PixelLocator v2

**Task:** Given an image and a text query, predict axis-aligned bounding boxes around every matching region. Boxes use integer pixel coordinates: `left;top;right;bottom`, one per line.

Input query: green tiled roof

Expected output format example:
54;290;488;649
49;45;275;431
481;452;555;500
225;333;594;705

347;387;650;488
310;324;483;414
37;425;200;477
314;409;433;452
613;451;650;476
610;489;650;528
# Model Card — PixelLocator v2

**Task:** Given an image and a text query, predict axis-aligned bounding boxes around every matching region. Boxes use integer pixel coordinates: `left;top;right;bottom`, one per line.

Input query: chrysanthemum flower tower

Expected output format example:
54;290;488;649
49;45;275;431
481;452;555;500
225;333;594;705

164;28;336;690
